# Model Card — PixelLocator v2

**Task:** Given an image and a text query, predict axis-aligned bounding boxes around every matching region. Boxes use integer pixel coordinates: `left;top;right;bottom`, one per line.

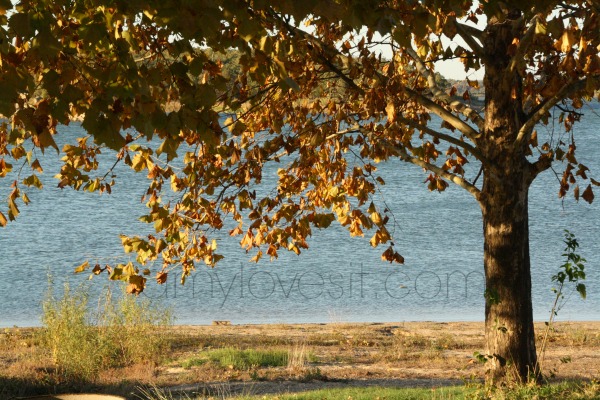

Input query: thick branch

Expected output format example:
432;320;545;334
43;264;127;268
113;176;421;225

515;75;600;148
395;116;486;162
402;86;481;141
386;142;481;198
508;15;540;75
454;20;485;56
406;47;485;131
529;154;554;180
329;124;482;196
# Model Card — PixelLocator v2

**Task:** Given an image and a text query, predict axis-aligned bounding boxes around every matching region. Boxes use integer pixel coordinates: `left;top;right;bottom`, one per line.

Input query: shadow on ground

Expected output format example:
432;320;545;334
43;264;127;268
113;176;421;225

167;378;466;398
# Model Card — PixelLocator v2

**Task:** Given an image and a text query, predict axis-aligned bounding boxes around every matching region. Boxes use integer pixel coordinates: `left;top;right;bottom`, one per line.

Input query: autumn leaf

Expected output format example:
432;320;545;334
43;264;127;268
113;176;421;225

555;30;576;53
126;275;146;295
156;272;168;284
385;102;396;123
582;185;594;204
74;261;90;273
381;246;404;264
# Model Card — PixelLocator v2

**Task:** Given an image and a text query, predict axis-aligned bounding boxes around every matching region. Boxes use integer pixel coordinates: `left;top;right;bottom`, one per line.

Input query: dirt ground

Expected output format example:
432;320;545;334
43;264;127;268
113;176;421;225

1;321;599;398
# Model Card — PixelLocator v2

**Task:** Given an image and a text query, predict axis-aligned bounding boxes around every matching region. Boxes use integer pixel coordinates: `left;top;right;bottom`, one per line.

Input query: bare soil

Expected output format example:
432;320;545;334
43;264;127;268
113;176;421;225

1;321;599;398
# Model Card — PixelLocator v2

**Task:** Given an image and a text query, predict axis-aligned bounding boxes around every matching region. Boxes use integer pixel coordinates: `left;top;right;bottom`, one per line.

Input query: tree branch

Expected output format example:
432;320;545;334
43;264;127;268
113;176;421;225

385;142;481;198
508;14;540;75
394;116;486;163
405;47;485;132
454;20;485;57
402;86;481;141
269;11;482;144
514;75;600;149
529;154;554;180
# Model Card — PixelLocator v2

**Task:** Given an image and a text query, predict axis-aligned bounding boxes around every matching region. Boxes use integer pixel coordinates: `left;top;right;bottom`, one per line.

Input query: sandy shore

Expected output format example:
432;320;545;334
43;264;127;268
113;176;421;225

2;321;599;398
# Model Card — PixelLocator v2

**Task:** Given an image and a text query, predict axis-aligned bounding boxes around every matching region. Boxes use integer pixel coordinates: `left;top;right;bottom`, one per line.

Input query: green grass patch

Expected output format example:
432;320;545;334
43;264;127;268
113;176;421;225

484;380;600;399
228;381;600;400
183;348;289;370
234;385;473;399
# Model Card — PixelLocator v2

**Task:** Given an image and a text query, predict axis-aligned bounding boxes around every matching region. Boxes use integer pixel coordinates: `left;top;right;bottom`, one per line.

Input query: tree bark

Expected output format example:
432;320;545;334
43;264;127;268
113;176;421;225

480;170;539;384
479;12;540;384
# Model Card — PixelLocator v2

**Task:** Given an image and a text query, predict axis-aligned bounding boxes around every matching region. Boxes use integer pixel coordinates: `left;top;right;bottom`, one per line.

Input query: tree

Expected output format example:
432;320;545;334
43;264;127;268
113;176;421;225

0;0;599;385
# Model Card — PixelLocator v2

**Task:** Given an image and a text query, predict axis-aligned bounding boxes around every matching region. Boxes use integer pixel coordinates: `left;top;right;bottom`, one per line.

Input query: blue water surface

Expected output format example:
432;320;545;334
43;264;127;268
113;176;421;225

1;104;599;327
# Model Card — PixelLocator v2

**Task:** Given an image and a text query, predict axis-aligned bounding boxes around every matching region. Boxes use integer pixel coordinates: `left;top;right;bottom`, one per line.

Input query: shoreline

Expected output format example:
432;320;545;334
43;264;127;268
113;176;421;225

4;319;600;329
2;320;599;398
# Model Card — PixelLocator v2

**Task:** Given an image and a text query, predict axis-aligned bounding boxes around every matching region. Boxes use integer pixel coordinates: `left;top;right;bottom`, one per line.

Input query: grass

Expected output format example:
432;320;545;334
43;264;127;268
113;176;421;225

227;381;600;400
2;320;599;399
41;282;172;382
134;380;600;400
183;348;289;370
237;386;472;399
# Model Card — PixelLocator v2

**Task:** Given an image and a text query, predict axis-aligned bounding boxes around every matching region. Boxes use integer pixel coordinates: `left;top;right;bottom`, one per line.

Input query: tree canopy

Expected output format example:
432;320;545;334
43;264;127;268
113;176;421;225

1;0;599;383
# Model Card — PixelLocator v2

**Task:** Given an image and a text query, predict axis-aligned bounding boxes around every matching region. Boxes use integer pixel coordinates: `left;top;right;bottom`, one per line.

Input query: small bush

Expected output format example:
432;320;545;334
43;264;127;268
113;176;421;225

42;282;172;381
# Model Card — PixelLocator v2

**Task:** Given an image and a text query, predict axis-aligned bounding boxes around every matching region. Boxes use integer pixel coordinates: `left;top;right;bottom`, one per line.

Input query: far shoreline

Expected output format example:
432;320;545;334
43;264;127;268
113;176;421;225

4;319;600;329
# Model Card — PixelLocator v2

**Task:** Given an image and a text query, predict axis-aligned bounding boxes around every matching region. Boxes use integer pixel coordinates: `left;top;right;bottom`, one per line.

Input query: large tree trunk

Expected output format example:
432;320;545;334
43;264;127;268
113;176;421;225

480;172;539;384
480;12;540;384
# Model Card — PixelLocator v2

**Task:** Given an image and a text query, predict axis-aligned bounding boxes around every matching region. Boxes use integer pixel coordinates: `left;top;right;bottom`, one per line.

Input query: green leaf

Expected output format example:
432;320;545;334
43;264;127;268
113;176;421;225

576;283;586;299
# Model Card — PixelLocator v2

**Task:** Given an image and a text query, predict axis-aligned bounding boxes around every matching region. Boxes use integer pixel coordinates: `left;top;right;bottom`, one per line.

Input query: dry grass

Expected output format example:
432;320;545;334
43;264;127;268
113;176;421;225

1;321;599;398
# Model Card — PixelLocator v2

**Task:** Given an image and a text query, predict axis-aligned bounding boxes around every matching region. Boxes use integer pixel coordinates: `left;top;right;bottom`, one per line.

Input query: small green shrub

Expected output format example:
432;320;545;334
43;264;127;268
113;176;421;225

181;357;208;369
42;281;172;381
204;348;288;369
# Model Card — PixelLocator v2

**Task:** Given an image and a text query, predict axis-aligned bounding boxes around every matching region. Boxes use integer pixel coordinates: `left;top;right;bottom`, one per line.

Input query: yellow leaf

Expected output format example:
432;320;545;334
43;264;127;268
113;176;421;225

370;233;379;247
74;261;90;273
556;30;576;53
0;211;7;227
250;250;262;263
535;21;547;35
385;102;396;123
370;211;382;225
123;262;136;277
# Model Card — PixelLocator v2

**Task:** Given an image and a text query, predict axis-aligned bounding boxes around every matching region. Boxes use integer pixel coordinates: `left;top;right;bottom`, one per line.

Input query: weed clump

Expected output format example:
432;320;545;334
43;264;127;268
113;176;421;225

41;282;172;382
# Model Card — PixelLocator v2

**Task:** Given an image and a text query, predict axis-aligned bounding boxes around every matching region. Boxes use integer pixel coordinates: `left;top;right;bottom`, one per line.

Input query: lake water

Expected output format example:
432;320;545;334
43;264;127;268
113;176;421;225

1;105;600;327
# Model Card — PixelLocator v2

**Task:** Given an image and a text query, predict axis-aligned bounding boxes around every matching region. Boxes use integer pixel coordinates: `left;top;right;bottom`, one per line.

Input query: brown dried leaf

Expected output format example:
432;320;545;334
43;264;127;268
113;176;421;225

582;184;594;204
156;272;168;284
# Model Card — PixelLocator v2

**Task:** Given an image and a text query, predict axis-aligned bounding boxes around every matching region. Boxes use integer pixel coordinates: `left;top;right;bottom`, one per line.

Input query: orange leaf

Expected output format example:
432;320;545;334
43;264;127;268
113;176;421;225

74;261;90;273
156;272;168;284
